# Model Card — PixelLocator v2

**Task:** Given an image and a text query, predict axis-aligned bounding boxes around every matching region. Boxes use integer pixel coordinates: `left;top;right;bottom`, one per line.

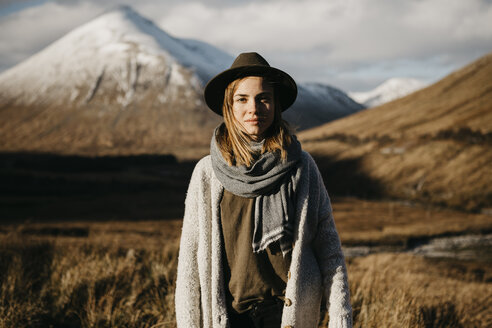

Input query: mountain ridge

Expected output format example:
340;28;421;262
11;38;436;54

0;5;362;157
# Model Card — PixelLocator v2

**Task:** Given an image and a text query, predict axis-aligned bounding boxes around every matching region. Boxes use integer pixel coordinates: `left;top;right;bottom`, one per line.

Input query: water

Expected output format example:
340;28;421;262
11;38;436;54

343;234;492;262
410;234;492;262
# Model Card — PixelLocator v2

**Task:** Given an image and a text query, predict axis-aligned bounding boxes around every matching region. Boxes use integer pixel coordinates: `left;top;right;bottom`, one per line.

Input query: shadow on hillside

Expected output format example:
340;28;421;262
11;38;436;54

0;152;197;224
312;155;384;199
1;152;386;223
0;152;177;172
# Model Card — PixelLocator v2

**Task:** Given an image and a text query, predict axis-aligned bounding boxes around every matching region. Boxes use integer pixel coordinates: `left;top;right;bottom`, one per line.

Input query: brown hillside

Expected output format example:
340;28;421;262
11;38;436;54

300;52;492;211
0;85;220;158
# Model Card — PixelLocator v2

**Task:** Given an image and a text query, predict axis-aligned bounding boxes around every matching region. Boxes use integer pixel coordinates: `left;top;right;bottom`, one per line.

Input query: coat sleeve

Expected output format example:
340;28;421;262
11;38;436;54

310;157;353;328
175;162;204;327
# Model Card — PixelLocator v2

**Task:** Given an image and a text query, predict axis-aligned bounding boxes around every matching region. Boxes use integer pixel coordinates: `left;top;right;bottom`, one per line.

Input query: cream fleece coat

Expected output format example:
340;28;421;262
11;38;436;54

175;151;352;328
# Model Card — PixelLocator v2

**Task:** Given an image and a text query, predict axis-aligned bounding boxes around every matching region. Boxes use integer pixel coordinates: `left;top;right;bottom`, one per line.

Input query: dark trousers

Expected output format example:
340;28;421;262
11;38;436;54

228;299;283;328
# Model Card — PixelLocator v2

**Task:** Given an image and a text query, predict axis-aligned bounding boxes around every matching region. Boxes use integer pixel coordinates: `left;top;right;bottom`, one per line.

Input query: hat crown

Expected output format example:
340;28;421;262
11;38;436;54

204;52;297;115
230;52;270;69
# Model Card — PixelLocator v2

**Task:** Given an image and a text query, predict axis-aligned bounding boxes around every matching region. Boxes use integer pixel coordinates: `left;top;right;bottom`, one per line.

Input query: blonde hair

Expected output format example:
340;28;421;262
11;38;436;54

216;75;293;167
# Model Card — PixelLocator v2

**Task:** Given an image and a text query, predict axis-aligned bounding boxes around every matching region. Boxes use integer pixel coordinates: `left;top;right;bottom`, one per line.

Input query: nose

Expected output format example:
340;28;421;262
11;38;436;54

247;99;263;115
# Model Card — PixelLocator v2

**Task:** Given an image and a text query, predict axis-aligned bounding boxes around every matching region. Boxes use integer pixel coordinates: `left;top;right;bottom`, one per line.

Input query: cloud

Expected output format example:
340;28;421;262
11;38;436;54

0;0;185;70
161;0;492;59
0;1;104;71
0;0;491;91
157;0;492;89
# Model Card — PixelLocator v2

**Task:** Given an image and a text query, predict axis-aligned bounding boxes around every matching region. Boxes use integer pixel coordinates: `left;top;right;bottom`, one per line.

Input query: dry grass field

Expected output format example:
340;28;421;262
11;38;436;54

345;253;491;328
331;197;492;246
0;221;182;328
1;198;491;328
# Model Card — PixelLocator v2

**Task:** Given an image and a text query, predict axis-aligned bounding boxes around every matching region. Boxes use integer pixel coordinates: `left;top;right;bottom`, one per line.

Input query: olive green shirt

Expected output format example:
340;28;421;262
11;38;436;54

220;189;292;314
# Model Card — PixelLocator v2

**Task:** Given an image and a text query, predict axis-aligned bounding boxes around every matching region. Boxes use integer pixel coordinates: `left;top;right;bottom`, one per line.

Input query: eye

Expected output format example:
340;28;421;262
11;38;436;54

235;97;247;103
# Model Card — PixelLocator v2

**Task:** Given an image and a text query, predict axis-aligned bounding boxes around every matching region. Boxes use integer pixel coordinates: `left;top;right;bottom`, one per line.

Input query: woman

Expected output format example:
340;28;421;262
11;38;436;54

175;52;352;328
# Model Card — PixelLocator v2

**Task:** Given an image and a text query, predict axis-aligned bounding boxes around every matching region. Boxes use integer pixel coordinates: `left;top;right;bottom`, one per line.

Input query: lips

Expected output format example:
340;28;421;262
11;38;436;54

245;117;265;124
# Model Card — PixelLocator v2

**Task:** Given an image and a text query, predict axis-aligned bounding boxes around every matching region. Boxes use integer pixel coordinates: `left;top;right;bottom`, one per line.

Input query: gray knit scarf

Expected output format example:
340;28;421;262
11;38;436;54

210;126;302;255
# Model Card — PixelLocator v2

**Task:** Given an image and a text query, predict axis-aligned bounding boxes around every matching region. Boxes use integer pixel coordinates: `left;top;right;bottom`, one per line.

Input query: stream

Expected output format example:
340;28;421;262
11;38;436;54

342;233;492;262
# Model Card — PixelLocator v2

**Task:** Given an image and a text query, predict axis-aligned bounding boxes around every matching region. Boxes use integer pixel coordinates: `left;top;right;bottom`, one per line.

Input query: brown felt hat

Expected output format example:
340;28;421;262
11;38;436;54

204;52;297;115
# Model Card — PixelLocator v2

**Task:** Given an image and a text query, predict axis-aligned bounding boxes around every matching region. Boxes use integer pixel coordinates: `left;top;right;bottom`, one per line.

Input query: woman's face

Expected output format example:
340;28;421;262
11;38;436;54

231;76;275;141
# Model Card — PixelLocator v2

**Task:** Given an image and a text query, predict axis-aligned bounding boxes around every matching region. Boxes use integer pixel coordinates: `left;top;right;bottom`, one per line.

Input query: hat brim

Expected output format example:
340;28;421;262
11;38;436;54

204;65;297;116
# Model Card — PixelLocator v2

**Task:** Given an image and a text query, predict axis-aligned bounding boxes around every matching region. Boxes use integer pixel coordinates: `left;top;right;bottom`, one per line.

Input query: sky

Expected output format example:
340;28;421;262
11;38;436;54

0;0;491;92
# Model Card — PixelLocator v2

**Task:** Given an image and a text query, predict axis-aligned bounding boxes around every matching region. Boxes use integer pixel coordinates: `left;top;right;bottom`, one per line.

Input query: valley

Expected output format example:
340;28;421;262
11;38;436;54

0;5;491;327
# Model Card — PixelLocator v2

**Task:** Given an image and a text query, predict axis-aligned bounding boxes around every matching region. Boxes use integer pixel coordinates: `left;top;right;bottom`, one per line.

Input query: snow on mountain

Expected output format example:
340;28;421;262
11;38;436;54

0;5;232;108
349;78;428;108
0;5;364;156
285;83;364;130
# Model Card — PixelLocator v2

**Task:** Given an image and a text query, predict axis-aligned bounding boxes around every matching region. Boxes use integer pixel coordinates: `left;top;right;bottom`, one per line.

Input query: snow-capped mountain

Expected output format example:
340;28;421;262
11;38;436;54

349;78;428;108
0;5;232;108
0;5;363;156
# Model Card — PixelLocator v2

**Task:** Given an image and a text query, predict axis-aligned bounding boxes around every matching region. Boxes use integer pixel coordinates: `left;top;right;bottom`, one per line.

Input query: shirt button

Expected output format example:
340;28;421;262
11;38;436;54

285;298;292;307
